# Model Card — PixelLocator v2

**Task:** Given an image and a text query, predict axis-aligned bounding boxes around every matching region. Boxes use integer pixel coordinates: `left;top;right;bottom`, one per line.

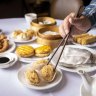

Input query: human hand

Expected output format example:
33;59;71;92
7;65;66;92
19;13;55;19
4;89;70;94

59;13;91;37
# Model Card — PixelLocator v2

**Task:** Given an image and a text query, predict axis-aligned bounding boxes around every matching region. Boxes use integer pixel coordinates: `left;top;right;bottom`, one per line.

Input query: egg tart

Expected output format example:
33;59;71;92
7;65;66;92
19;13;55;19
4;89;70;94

35;45;52;57
16;45;35;57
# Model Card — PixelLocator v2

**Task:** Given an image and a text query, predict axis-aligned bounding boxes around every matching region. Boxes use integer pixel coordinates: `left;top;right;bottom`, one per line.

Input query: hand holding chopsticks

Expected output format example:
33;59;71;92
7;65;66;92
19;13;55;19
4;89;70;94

47;6;83;71
47;27;72;71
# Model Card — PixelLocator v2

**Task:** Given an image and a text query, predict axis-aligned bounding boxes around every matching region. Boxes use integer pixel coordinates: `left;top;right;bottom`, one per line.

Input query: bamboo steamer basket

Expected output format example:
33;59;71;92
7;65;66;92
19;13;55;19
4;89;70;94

37;26;62;49
30;17;56;35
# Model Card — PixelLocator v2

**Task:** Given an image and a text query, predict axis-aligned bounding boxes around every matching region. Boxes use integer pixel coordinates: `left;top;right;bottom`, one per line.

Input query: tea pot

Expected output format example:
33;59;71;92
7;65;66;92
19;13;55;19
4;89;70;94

77;70;96;96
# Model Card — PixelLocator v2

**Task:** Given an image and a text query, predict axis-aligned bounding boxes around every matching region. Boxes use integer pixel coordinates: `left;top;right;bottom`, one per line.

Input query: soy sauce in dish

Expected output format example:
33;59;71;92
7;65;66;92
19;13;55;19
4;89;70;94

0;57;10;64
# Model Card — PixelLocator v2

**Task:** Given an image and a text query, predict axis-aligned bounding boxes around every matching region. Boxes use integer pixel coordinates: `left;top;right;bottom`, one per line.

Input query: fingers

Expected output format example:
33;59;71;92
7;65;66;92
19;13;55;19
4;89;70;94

63;16;71;34
69;15;91;31
59;24;65;37
69;16;84;27
59;13;75;37
64;13;75;33
59;12;91;37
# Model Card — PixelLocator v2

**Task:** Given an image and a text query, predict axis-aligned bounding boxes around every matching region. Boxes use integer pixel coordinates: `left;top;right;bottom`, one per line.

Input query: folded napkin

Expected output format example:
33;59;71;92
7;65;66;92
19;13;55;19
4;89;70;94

60;47;96;66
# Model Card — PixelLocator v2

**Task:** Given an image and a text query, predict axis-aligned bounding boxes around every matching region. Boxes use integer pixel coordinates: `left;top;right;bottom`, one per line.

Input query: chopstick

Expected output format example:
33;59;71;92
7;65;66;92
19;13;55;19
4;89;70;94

54;24;75;71
47;34;68;65
47;6;82;71
54;33;70;70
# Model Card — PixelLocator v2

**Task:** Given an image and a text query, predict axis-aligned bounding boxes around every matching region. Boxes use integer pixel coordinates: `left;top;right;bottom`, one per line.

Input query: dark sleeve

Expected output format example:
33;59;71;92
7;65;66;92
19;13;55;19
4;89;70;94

82;0;96;26
88;12;96;26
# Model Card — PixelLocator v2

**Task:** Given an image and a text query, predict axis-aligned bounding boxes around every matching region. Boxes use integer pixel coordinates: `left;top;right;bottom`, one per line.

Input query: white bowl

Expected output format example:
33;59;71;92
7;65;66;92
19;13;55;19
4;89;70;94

0;53;18;68
0;54;13;65
25;13;37;25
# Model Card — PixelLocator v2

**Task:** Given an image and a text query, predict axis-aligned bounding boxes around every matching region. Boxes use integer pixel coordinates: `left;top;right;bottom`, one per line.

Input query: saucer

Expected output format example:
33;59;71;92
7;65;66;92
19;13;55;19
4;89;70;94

9;36;36;43
72;41;96;48
0;54;13;65
0;53;18;68
19;56;49;63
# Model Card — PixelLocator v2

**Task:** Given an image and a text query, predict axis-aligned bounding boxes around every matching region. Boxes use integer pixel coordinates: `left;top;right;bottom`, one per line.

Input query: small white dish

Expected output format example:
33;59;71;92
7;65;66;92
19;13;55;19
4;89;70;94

0;54;13;65
0;40;16;54
19;56;49;63
18;64;63;90
0;53;18;68
51;45;96;73
72;41;96;48
25;13;37;25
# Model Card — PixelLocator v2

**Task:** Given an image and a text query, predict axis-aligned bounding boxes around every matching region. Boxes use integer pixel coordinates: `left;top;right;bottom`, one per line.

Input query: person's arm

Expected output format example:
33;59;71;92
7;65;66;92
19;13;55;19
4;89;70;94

59;0;96;37
83;0;96;26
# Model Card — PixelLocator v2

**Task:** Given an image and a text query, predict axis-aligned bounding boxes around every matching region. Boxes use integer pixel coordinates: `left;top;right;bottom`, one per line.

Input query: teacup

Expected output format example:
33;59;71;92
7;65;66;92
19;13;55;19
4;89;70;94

25;13;37;25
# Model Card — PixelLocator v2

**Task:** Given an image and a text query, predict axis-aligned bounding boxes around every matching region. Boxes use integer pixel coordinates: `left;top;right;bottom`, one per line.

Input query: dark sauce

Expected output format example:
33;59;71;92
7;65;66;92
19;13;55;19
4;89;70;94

0;57;10;64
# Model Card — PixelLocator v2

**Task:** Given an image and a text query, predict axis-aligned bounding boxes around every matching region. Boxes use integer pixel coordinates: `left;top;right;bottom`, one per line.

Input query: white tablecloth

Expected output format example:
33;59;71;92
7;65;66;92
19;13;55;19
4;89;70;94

0;18;95;96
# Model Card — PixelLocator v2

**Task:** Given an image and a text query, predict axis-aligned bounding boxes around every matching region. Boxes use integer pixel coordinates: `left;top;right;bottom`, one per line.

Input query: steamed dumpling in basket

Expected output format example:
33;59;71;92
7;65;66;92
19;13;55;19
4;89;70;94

60;47;94;65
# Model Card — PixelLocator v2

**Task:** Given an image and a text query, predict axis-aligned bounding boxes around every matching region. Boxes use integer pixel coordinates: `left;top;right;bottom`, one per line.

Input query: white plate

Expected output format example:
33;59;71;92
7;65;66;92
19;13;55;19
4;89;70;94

16;44;50;63
9;35;36;43
0;53;18;68
0;40;16;54
51;45;96;73
72;41;96;48
18;64;63;90
19;56;49;63
80;84;91;96
72;32;96;48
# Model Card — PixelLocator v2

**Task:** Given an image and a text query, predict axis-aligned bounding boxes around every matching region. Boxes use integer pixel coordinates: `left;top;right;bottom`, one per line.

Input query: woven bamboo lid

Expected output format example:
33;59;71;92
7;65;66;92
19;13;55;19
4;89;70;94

31;17;56;28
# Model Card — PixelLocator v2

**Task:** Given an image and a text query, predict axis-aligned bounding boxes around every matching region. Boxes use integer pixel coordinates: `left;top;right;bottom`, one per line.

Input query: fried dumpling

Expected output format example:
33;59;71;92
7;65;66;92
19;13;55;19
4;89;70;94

25;70;40;85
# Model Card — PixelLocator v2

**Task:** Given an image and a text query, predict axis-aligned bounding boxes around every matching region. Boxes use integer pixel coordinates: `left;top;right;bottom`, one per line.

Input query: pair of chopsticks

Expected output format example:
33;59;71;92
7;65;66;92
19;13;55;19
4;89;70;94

47;6;94;71
46;6;85;71
47;28;71;71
